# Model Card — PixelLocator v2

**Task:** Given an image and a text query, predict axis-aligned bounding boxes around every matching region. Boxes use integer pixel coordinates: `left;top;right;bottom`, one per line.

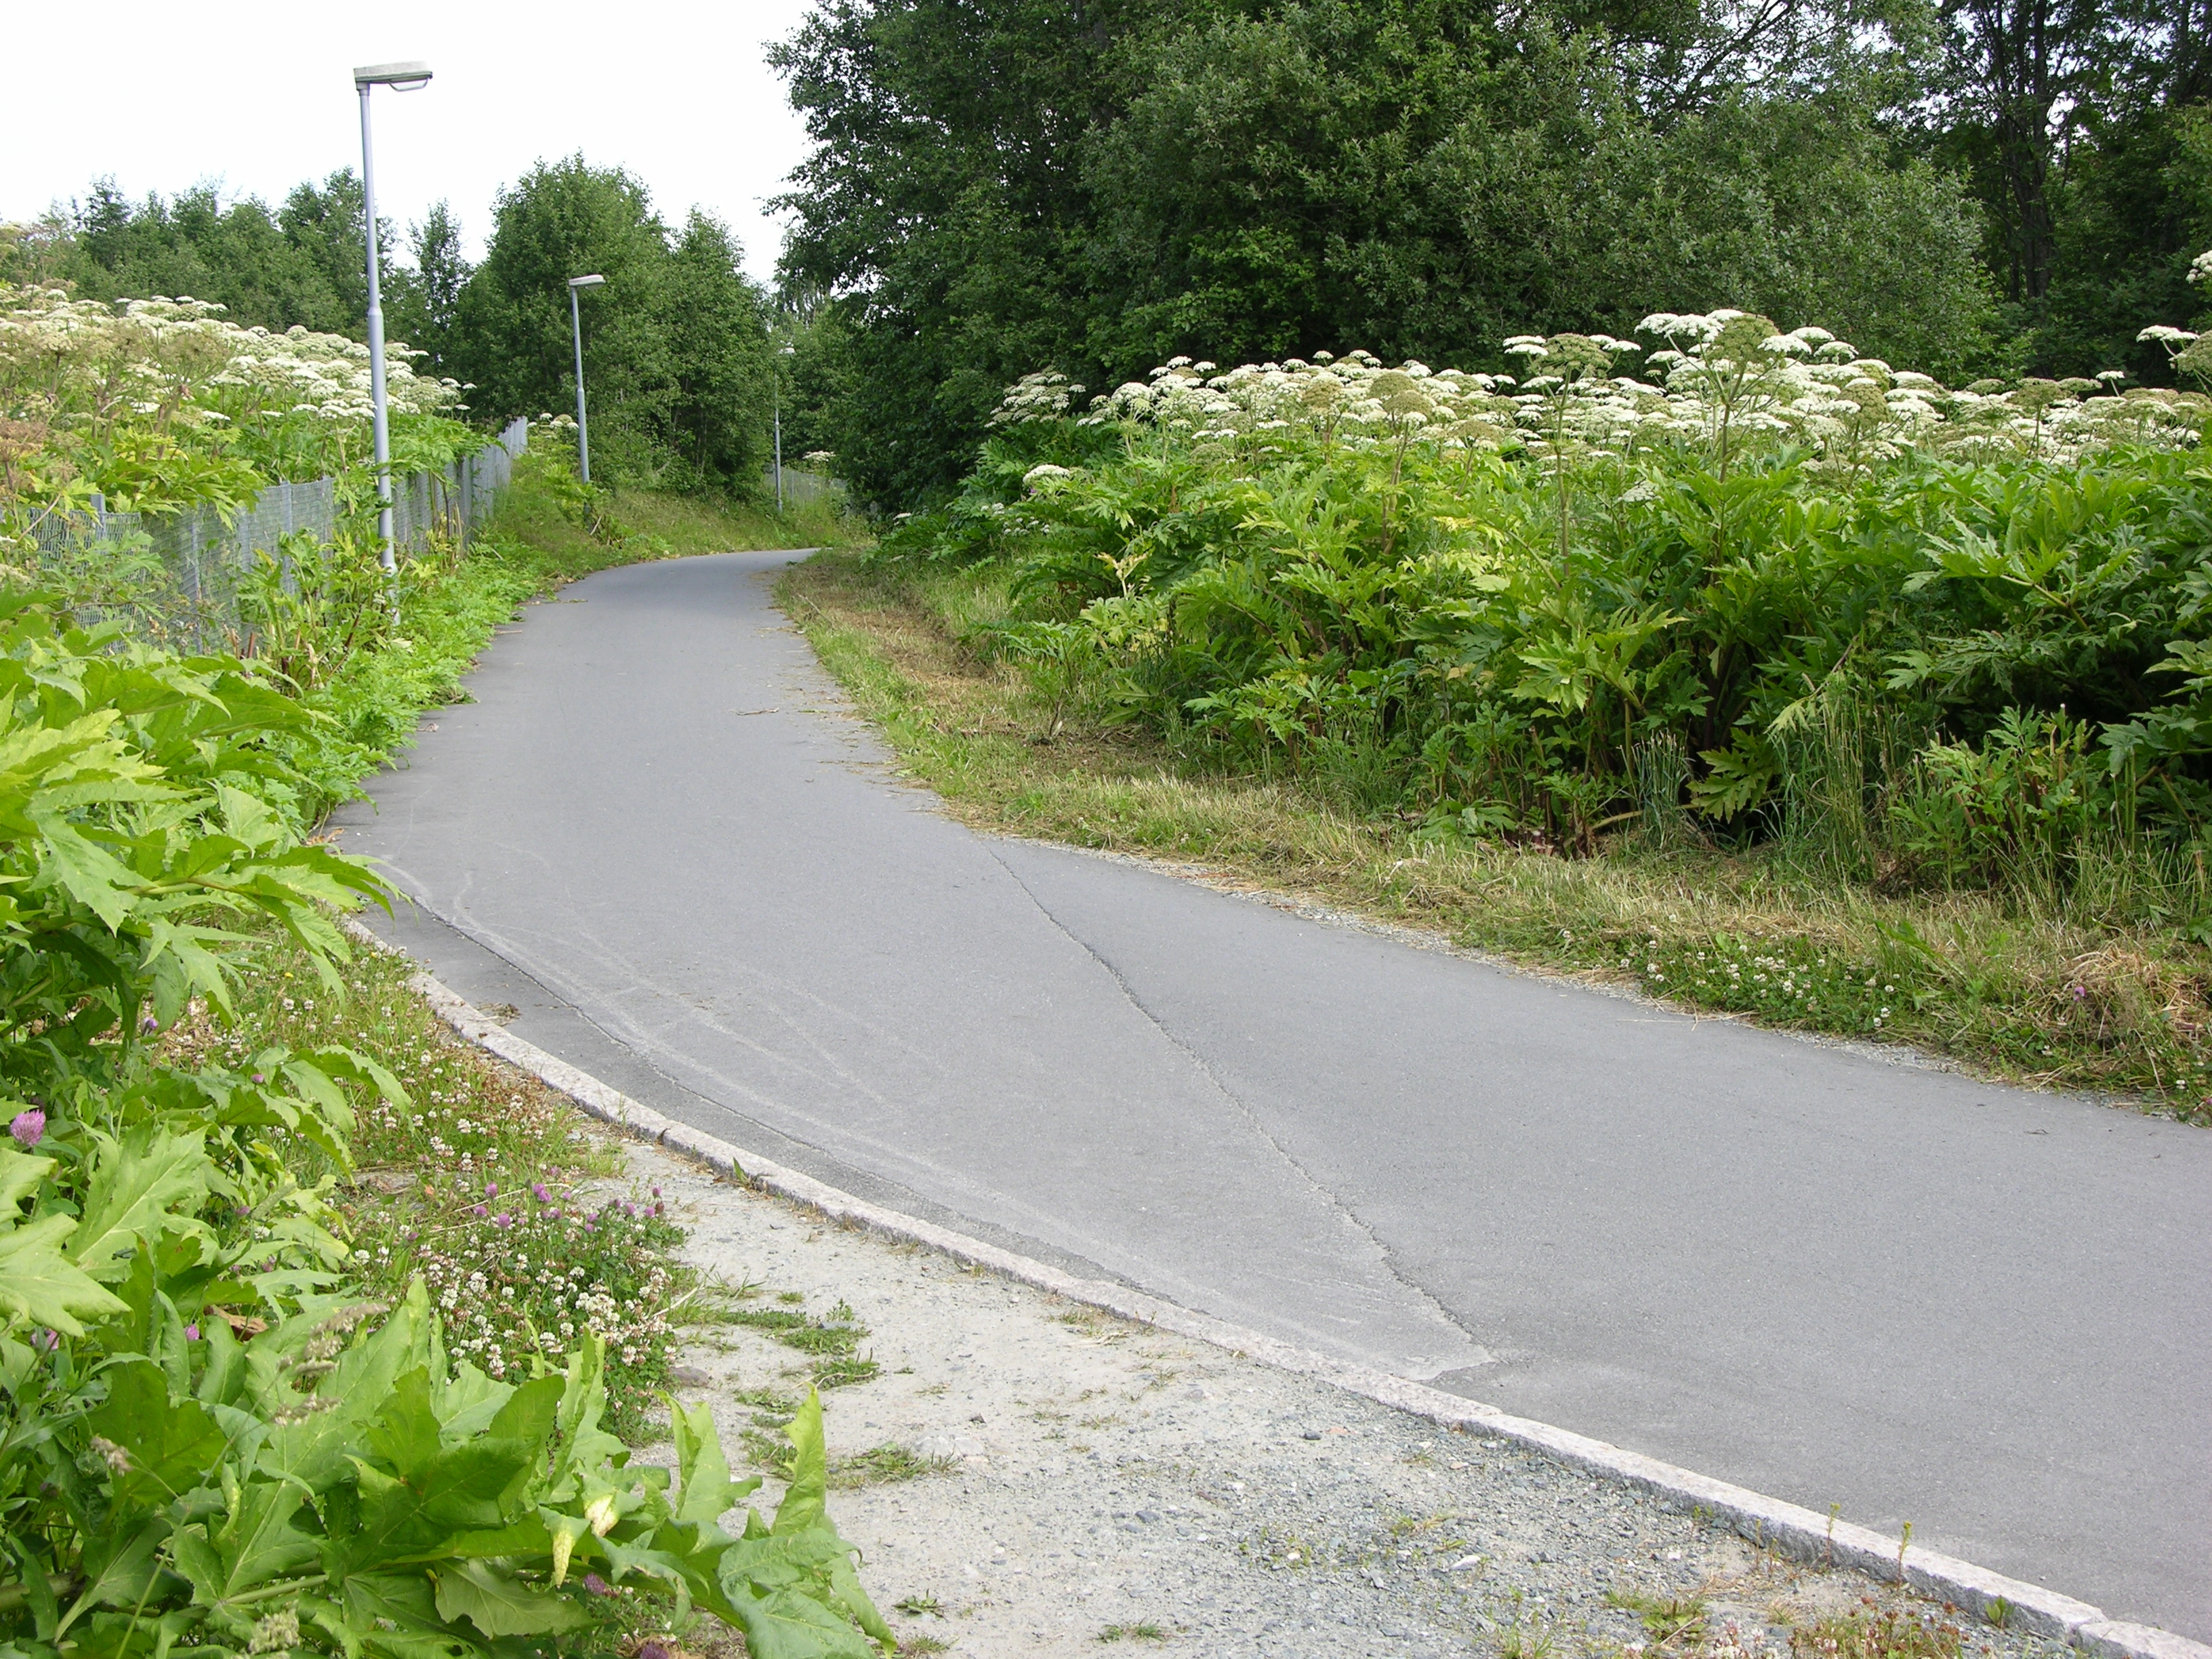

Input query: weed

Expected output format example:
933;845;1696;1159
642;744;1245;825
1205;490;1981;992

830;1443;961;1488
1788;1600;1963;1659
895;1595;944;1618
1607;1591;1710;1648
732;1386;801;1412
1098;1623;1166;1642
813;1355;884;1389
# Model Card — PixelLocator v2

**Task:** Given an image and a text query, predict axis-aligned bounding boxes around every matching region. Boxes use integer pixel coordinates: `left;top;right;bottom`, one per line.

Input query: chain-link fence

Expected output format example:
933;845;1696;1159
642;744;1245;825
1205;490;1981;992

27;417;529;646
769;466;842;508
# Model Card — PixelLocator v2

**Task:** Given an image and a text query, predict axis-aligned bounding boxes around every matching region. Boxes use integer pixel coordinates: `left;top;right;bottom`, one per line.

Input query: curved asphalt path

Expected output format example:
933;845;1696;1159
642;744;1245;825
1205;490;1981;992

333;552;2210;1638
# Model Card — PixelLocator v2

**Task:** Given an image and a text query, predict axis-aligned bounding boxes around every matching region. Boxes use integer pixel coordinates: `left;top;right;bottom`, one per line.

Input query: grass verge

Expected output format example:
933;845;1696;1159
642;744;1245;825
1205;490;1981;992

781;550;2212;1124
159;926;693;1439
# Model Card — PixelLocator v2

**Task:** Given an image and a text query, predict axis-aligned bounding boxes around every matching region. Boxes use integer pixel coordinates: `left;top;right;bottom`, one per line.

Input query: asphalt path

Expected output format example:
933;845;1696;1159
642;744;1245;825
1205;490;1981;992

333;551;2211;1637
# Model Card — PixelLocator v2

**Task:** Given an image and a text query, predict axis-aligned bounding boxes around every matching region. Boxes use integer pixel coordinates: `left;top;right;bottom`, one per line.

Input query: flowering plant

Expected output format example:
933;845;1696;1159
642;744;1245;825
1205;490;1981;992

895;276;2212;885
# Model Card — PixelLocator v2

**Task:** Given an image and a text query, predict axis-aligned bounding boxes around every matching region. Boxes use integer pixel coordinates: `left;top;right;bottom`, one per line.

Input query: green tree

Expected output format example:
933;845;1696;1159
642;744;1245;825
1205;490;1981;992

450;157;773;493
772;0;2003;508
661;211;775;493
390;199;472;375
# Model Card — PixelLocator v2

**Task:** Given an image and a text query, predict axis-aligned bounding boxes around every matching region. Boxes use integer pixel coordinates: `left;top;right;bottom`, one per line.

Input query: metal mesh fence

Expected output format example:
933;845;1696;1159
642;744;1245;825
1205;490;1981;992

769;466;843;508
27;417;529;647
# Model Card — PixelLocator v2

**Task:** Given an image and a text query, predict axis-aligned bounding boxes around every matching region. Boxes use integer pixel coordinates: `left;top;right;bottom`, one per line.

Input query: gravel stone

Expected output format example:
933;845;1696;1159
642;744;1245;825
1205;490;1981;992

610;1137;2074;1659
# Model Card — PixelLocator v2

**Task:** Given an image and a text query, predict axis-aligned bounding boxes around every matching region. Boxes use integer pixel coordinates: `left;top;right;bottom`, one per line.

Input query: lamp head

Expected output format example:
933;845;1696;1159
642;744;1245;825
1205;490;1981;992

355;60;432;91
569;274;607;290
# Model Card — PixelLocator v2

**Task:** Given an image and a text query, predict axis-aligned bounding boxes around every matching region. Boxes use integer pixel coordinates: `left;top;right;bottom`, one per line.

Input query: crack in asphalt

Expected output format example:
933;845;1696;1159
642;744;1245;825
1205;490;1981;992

982;840;1489;1373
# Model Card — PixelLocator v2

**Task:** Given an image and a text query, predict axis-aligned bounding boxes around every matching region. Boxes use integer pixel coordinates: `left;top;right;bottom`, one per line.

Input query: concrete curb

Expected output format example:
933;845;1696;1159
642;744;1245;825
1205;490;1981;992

382;943;2202;1659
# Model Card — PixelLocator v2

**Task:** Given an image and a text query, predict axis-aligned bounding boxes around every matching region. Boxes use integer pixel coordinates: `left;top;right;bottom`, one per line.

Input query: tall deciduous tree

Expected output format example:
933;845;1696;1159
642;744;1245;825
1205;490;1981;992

773;0;2002;510
449;158;774;493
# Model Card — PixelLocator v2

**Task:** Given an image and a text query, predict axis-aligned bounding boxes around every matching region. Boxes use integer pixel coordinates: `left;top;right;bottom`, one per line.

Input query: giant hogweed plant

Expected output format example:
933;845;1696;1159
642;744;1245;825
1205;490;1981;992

890;289;2212;909
0;285;479;558
0;597;891;1659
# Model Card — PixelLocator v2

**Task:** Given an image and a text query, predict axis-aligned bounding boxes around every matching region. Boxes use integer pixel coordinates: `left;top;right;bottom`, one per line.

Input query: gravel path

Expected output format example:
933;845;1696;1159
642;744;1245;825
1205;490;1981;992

609;1136;2067;1659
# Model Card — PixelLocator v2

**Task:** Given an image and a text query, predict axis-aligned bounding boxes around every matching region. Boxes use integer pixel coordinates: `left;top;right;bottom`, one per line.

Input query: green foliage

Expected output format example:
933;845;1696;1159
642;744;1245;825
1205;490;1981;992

451;160;775;495
881;321;2212;937
0;512;890;1654
772;0;2007;508
1;1271;889;1659
0;597;386;1090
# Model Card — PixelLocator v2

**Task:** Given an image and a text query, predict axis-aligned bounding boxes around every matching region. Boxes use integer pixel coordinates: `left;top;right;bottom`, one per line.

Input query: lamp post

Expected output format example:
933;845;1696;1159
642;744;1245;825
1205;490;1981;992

567;274;606;483
352;60;432;575
773;344;796;511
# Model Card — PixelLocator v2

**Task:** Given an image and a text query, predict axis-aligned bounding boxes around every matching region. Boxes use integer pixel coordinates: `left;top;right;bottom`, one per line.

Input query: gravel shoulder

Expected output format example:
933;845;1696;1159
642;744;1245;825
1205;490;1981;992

601;1134;2069;1659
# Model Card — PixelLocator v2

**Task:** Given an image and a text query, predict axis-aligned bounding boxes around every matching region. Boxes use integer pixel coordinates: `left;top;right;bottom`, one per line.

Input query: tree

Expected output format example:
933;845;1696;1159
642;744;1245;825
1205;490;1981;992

661;212;775;494
449;158;773;493
391;201;472;376
772;0;2003;508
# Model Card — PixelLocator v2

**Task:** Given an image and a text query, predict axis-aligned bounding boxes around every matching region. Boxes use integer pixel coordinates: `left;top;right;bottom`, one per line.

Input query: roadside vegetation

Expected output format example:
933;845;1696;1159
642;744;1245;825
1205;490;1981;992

786;299;2212;1122
0;269;889;1654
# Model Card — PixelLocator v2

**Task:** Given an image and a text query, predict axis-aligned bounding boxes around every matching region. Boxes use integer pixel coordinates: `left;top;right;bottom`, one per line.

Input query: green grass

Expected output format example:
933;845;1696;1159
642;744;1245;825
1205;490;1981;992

483;457;867;582
828;1443;961;1488
781;550;2212;1122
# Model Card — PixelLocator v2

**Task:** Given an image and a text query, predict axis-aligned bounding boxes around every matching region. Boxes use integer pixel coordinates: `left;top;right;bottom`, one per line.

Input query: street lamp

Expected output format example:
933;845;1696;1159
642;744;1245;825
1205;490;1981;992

773;344;796;511
567;274;606;483
353;60;432;576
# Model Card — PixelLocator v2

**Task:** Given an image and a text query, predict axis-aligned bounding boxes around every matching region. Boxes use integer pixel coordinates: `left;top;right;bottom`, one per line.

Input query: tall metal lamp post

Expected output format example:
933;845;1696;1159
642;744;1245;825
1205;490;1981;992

567;274;606;482
353;59;432;575
773;344;796;510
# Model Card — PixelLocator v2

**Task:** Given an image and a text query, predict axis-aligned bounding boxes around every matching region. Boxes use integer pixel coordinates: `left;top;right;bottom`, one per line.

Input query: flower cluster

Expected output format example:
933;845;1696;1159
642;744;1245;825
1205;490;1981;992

1620;933;1898;1032
1;285;460;430
410;1176;683;1410
0;284;470;519
999;304;2207;475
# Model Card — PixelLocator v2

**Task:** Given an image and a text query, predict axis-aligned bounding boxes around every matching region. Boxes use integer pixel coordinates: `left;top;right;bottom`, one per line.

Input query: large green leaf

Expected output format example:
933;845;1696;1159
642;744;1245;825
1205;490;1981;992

671;1396;756;1525
86;1360;229;1511
169;1479;319;1607
772;1392;830;1535
259;1279;434;1487
70;1126;213;1281
0;1210;128;1335
430;1561;586;1638
0;1141;55;1208
336;1441;537;1575
56;1519;170;1636
342;1572;486;1659
724;1581;882;1659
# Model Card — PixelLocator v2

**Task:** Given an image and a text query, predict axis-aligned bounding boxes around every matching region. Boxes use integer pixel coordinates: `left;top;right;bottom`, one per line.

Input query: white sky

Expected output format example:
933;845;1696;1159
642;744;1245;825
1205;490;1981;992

6;0;821;287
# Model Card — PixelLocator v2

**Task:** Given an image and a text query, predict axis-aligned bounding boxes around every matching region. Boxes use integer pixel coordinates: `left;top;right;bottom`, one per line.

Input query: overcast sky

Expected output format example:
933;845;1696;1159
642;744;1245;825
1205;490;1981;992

8;0;820;287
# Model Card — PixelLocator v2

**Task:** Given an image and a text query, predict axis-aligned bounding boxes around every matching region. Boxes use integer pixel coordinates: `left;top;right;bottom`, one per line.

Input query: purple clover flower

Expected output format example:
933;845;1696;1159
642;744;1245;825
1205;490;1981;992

9;1109;46;1148
582;1574;612;1597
